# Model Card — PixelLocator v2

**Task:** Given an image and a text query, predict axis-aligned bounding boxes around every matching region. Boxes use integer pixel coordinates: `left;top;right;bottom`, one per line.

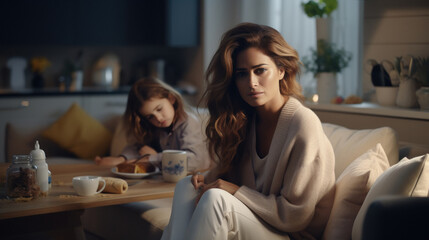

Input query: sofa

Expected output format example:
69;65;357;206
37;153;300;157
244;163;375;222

4;103;429;240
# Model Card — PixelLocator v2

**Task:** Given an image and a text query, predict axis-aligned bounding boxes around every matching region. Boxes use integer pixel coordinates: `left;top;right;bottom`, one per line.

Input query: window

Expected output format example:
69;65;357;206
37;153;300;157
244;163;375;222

203;0;363;99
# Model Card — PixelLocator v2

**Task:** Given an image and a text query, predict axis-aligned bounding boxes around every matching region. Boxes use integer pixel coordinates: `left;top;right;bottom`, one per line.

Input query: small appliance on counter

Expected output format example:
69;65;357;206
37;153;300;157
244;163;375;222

6;57;27;90
147;59;166;81
91;54;121;89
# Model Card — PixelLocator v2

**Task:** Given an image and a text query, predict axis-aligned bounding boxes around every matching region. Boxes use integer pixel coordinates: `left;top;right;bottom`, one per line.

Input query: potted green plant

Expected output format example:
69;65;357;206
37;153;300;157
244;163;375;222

302;0;338;41
414;57;429;87
414;57;429;110
302;39;352;103
302;39;351;75
302;0;338;18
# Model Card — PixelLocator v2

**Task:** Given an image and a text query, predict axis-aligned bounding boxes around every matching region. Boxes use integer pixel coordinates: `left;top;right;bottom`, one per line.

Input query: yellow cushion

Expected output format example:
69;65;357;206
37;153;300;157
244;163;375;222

42;103;112;159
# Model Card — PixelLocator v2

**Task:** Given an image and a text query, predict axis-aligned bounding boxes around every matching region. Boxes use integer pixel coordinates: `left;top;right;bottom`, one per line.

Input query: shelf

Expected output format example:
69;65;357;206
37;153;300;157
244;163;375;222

305;102;429;121
0;87;131;98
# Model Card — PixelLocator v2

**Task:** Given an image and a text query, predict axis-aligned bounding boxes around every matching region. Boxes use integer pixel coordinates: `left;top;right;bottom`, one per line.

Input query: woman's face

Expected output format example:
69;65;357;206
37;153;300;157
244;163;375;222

140;96;175;128
234;47;285;110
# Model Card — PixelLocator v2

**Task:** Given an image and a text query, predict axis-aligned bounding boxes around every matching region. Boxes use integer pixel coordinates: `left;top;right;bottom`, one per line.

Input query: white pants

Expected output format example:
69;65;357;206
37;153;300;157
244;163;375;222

161;176;290;240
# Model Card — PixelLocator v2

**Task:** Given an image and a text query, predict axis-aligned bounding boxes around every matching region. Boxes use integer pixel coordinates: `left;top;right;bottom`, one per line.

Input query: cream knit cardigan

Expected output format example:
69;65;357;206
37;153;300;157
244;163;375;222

209;98;335;239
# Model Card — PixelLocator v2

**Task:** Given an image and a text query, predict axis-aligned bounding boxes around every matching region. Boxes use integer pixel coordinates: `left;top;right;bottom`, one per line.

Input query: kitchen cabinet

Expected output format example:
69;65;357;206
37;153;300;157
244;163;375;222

0;0;199;47
0;93;128;163
0;1;75;45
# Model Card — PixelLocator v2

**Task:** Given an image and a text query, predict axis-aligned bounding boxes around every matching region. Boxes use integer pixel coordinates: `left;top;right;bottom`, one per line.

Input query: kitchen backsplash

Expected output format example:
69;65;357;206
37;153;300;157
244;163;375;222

0;45;202;93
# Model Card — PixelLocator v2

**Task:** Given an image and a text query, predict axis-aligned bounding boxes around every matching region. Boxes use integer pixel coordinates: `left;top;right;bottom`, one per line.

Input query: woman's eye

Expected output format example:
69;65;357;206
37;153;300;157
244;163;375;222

254;68;267;74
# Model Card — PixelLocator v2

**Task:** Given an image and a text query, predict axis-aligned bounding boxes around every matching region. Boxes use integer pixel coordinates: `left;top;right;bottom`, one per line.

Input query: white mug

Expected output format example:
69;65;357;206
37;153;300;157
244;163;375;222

72;176;106;196
161;150;188;182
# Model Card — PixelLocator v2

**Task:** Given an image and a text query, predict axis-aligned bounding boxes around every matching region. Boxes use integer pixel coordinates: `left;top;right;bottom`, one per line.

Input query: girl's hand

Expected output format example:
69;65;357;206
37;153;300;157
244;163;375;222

139;145;157;156
135;155;150;163
195;178;239;204
94;156;126;167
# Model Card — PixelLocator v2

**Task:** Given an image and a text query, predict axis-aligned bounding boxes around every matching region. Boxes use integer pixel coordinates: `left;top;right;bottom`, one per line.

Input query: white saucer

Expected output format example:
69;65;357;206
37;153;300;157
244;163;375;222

111;167;160;179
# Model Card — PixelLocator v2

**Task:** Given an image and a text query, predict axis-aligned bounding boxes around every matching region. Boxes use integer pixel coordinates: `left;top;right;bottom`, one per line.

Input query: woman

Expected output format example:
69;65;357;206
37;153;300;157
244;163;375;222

162;23;335;240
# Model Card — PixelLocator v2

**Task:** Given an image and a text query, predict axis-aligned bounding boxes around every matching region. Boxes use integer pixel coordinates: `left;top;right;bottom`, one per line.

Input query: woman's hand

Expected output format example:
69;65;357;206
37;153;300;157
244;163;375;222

191;173;205;191
194;177;239;204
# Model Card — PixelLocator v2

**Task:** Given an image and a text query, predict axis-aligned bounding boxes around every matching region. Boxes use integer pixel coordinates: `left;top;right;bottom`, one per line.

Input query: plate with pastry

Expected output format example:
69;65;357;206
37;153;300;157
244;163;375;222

111;161;160;179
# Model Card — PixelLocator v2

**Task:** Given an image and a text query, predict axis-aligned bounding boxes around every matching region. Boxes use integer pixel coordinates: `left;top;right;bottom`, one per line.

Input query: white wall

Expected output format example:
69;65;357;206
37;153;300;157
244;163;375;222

363;0;429;100
203;0;283;72
203;0;241;72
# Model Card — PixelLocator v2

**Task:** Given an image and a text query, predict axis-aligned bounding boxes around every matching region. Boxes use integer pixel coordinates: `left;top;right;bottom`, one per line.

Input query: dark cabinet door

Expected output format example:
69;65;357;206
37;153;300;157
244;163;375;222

167;0;200;47
0;0;76;45
0;0;199;46
74;0;166;46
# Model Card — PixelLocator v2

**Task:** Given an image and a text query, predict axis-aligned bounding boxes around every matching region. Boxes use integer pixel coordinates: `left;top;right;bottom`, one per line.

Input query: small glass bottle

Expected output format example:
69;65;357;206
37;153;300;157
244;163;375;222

30;141;50;195
6;155;40;199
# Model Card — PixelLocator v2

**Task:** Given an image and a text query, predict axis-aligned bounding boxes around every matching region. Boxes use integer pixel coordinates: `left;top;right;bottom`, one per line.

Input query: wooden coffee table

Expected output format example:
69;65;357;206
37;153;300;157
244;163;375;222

0;163;176;239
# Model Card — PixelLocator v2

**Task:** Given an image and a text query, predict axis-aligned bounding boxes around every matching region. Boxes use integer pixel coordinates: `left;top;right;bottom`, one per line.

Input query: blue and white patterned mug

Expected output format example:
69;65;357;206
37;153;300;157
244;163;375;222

161;150;188;182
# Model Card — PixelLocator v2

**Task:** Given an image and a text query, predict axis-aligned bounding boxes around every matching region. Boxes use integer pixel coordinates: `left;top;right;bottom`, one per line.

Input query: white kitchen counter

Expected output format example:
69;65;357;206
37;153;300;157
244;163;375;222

305;102;429;121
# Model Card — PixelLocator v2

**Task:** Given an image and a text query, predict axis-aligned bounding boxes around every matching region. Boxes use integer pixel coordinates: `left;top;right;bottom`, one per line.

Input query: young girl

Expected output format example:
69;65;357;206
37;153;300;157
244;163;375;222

95;77;211;172
161;23;335;240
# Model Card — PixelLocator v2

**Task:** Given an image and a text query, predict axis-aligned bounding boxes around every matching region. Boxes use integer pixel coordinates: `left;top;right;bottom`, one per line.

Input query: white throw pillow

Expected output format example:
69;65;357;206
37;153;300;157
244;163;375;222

322;123;399;178
351;154;429;240
323;144;389;240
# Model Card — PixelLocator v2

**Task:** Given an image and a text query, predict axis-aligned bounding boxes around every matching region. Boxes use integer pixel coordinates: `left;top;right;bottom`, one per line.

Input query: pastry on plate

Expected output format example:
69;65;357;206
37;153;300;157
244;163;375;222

116;161;155;174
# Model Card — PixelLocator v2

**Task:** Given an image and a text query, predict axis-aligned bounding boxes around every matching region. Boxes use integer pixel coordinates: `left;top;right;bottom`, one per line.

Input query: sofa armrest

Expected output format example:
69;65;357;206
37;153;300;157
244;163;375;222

362;196;429;240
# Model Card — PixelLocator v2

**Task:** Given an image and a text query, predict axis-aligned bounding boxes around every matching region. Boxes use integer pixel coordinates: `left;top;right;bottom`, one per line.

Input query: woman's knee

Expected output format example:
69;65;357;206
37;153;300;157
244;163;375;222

174;175;193;192
191;189;236;234
199;188;232;209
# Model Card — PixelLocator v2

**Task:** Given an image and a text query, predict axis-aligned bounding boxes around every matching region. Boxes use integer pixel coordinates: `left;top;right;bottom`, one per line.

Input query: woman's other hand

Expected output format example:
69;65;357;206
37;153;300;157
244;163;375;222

195;178;239;204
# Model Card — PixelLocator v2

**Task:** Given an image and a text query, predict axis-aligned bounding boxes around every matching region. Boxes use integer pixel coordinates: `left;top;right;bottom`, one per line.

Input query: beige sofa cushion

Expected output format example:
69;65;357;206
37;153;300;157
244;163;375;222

352;154;429;240
322;123;399;178
323;144;389;240
6;122;75;162
5;107;122;163
110;117;129;157
82;198;173;240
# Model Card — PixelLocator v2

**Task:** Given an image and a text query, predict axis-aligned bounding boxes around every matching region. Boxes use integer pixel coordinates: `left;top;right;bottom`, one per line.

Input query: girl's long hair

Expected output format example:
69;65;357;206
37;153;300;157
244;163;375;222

125;77;187;146
202;22;304;175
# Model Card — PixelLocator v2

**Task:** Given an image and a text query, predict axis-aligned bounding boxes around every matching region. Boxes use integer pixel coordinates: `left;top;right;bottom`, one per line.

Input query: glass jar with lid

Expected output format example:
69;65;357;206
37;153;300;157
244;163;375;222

6;155;40;199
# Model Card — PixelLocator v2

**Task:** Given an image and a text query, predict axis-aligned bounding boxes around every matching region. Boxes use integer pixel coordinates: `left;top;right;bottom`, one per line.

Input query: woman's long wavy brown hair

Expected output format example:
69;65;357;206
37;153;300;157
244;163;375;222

125;77;187;147
202;23;304;175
